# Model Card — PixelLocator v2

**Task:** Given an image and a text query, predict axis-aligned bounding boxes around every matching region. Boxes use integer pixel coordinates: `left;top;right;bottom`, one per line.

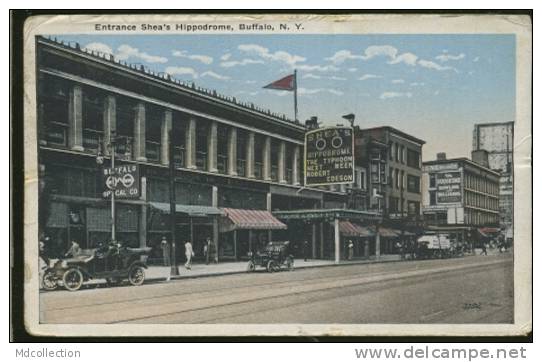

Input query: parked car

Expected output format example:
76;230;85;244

44;242;151;291
247;241;294;273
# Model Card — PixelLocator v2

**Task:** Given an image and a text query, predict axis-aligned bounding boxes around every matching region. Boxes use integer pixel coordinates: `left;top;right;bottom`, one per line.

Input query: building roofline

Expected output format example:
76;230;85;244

37;36;306;132
360;126;426;145
474;121;515;127
422;157;501;176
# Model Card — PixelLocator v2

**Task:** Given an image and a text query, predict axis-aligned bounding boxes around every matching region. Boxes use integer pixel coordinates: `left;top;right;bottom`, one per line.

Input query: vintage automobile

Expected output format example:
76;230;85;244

247;241;294;273
43;242;151;291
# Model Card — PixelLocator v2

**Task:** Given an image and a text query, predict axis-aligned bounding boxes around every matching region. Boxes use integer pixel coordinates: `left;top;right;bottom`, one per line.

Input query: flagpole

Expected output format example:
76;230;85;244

294;69;298;122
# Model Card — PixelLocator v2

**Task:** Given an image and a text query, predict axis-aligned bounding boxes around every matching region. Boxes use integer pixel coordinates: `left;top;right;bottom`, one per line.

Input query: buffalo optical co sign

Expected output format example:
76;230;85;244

102;164;140;199
304;126;354;186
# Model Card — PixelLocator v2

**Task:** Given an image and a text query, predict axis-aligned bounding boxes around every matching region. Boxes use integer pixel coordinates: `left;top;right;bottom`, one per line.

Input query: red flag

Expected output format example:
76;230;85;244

263;73;296;91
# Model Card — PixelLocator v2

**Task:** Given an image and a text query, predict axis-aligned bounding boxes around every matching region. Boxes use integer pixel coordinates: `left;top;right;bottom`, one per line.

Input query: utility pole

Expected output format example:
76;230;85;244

96;131;117;242
169;128;178;275
400;172;405;258
110;130;116;241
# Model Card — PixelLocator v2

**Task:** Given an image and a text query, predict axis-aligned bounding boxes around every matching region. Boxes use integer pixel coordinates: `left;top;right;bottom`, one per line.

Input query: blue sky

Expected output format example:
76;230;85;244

53;34;515;161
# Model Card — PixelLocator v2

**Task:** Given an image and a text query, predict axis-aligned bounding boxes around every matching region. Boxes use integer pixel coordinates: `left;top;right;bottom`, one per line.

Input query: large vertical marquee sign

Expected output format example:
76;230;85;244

102;164;140;199
304;126;355;186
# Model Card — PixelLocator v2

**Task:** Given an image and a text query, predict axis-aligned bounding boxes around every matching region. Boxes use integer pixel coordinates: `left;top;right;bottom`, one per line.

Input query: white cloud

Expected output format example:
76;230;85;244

172;50;213;64
358;74;382;81
410;82;425;87
116;44;168;63
391;79;405;84
435;53;466;62
245;80;257;84
238;43;305;66
200;71;230;80
388;52;418;66
302;74;345;81
236;90;259;96
220;58;264;67
417;59;456;72
325;50;364;64
348;67;358;72
274;87;344;96
164;66;198;78
84;42;113;55
221;53;232;61
380;91;413;100
473;56;480;62
434;90;440;96
361;45;399;60
295;64;339;72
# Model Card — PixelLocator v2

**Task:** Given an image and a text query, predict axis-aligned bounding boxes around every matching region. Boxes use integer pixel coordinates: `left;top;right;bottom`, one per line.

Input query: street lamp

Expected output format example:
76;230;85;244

342;113;355;127
96;131;117;242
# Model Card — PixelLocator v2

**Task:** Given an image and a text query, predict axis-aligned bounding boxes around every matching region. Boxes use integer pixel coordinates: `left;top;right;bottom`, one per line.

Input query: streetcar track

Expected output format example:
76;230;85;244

198;265;514;325
110;260;510;324
42;257;508;315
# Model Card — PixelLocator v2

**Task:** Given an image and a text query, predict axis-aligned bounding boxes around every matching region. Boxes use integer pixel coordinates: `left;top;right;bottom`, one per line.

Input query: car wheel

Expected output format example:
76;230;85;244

62;268;84;291
42;270;58;291
247;261;256;272
266;260;276;273
128;265;145;286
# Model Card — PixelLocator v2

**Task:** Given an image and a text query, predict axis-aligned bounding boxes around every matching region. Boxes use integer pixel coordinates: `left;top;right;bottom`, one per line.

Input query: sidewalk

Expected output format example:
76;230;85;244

145;254;402;281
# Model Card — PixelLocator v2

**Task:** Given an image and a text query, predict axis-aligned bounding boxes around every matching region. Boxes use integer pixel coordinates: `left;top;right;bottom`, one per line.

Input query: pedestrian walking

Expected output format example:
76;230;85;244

480;242;488;256
303;240;310;262
204;237;212;265
184;240;194;270
160;236;170;266
347;240;354;260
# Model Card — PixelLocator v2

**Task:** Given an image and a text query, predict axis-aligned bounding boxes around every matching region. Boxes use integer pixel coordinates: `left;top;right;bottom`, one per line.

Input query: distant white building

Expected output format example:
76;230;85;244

472;122;514;241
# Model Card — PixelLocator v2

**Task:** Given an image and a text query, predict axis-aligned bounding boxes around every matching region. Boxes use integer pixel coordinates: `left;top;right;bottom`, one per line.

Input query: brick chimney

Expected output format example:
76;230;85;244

436;152;447;161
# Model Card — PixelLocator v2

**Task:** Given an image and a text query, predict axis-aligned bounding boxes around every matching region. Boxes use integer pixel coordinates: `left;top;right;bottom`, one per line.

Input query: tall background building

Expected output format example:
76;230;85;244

472;122;514;241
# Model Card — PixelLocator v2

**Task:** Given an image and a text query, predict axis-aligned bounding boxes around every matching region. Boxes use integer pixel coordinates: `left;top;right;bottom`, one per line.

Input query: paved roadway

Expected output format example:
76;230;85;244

40;254;513;324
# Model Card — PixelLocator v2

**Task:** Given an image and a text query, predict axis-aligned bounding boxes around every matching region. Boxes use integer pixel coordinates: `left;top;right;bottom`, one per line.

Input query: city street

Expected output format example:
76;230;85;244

40;254;513;324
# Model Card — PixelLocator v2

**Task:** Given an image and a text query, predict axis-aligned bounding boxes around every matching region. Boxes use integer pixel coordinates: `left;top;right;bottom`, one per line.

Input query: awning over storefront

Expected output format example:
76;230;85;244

477;228;489;238
220;208;287;232
479;227;500;234
338;221;374;237
149;202;224;217
370;227;399;238
392;229;416;236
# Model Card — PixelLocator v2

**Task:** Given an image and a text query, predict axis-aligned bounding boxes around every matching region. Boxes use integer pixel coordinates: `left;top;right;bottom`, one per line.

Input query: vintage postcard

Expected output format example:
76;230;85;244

21;13;532;337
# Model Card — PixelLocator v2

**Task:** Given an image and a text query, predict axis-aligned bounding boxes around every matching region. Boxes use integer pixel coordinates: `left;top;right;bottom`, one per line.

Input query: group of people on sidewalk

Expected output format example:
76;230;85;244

160;236;217;270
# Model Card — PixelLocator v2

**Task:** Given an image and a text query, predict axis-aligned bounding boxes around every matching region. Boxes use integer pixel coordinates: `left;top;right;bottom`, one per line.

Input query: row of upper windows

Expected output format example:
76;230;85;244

389;141;421;169
38;76;304;184
464;209;499;226
465;191;499;211
388;167;421;194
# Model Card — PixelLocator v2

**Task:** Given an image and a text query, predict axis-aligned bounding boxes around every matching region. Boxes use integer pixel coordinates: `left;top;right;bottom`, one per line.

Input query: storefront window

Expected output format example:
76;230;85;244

218;187;266;209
